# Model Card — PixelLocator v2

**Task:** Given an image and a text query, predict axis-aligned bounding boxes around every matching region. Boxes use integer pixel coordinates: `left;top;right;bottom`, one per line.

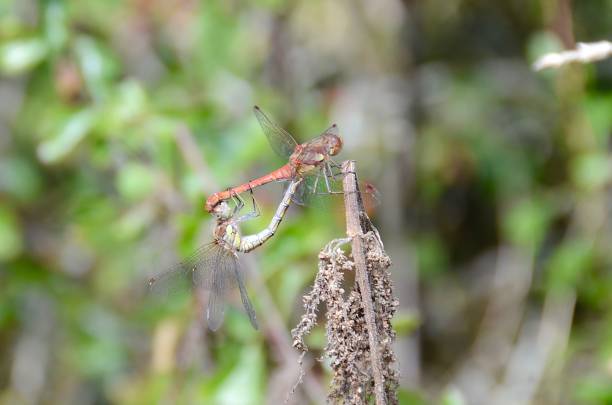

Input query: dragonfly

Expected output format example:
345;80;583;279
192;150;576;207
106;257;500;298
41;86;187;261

149;178;303;331
205;106;343;212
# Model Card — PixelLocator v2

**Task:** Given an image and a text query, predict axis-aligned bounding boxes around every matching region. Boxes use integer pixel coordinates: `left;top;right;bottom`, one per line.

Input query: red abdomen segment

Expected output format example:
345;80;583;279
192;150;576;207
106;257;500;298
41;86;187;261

205;163;294;212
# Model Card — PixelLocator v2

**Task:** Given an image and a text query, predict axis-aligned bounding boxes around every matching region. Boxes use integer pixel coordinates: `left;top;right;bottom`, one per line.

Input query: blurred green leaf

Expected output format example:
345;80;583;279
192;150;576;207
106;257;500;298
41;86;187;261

392;310;420;337
44;0;69;52
546;239;593;292
116;204;156;239
69;306;127;377
74;36;118;100
37;108;98;163
102;80;149;135
416;234;447;277
571;153;611;192
214;345;265;405
398;388;427;405
305;326;326;350
0;204;22;261
503;197;551;249
225;307;260;342
584;95;612;143
0;37;48;74
0;156;41;202
574;377;612;404
116;163;157;202
441;387;466;405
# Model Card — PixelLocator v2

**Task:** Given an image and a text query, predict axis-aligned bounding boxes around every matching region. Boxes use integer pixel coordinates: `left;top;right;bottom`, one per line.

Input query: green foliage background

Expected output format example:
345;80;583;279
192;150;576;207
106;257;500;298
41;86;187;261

1;0;612;404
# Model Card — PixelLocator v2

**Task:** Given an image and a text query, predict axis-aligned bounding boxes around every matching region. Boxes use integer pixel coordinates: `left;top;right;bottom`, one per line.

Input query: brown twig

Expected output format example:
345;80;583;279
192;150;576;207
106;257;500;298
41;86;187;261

342;160;387;405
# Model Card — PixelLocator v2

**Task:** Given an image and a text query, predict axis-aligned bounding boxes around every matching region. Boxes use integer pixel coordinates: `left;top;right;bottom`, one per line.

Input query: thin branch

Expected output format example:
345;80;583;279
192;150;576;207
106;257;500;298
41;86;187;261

342;160;387;405
532;40;612;71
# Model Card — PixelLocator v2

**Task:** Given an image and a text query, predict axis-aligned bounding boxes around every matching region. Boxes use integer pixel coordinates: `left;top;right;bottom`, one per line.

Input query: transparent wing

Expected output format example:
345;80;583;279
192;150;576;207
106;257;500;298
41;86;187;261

192;245;239;291
286;165;381;208
148;241;257;331
318;123;339;138
304;123;339;145
147;243;219;299
289;174;317;206
253;106;298;159
283;168;334;206
207;286;226;331
232;260;258;329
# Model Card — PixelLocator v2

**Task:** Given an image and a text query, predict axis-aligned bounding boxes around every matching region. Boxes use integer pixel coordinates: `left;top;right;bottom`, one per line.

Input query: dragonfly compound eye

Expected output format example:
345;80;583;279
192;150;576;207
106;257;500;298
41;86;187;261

328;135;343;156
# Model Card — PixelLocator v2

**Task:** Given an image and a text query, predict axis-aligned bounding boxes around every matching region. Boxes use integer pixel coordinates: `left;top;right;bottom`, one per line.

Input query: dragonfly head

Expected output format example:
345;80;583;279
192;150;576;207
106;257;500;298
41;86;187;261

326;132;343;156
211;200;232;219
322;124;342;156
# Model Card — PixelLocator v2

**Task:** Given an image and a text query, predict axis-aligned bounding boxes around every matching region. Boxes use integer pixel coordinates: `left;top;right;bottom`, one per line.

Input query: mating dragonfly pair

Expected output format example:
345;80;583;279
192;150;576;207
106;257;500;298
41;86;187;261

148;107;348;331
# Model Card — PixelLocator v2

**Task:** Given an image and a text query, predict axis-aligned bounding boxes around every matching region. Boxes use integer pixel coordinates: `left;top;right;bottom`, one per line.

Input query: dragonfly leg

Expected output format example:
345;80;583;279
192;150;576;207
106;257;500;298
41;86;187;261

329;159;358;178
328;159;357;180
312;171;320;195
315;162;361;196
329;158;342;169
320;162;345;195
323;163;334;193
230;189;245;217
236;184;261;223
312;164;337;196
328;159;344;178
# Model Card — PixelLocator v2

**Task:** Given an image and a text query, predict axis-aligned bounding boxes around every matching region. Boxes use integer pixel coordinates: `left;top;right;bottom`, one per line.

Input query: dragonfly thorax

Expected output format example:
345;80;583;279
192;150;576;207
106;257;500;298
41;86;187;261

213;221;242;250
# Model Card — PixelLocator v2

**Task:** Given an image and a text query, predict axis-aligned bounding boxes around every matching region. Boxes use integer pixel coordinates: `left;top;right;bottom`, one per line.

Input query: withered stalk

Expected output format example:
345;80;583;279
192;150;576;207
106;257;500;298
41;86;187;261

342;160;386;405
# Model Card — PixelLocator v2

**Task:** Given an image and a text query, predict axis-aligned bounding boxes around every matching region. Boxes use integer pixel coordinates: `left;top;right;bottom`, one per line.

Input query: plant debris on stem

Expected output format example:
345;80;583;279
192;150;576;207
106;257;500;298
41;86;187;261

291;160;399;405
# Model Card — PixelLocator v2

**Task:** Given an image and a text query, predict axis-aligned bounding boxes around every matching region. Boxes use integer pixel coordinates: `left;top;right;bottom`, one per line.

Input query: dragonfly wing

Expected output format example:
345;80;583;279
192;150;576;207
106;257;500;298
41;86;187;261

288;176;311;206
285;166;343;207
320;123;339;137
148;243;218;298
193;245;257;330
149;241;257;331
232;261;258;330
194;245;230;330
253;106;298;159
306;123;339;145
207;287;225;331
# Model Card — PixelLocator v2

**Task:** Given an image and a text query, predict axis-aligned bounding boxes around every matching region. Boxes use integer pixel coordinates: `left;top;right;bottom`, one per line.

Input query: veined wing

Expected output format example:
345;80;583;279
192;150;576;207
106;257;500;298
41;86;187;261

253;106;298;159
230;257;258;330
148;242;256;331
192;245;257;331
306;123;339;145
285;167;338;206
147;242;218;298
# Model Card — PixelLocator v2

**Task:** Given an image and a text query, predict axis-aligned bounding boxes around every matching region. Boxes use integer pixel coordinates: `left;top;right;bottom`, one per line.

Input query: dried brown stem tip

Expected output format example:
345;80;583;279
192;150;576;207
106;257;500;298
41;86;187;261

291;160;399;405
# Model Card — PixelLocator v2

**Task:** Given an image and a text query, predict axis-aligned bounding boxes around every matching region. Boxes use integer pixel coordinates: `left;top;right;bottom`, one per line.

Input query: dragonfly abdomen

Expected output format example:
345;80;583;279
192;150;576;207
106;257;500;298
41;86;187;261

237;179;302;253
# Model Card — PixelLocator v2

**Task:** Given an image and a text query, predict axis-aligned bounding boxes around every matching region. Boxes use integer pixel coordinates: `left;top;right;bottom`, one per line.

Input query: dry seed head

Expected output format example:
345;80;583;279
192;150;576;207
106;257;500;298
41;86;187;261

291;233;399;404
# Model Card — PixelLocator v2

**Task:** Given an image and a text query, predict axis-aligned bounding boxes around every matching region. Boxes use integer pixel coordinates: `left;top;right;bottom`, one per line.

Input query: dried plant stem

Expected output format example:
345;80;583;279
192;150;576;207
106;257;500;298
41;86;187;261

342;160;386;405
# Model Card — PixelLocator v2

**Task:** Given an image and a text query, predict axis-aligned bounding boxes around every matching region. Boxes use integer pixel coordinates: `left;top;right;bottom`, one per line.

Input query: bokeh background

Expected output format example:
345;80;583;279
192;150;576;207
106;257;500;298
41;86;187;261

2;0;612;404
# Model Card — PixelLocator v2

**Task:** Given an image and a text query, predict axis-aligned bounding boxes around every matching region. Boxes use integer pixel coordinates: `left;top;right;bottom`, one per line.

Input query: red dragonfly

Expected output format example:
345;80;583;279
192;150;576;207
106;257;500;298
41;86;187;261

205;106;343;212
